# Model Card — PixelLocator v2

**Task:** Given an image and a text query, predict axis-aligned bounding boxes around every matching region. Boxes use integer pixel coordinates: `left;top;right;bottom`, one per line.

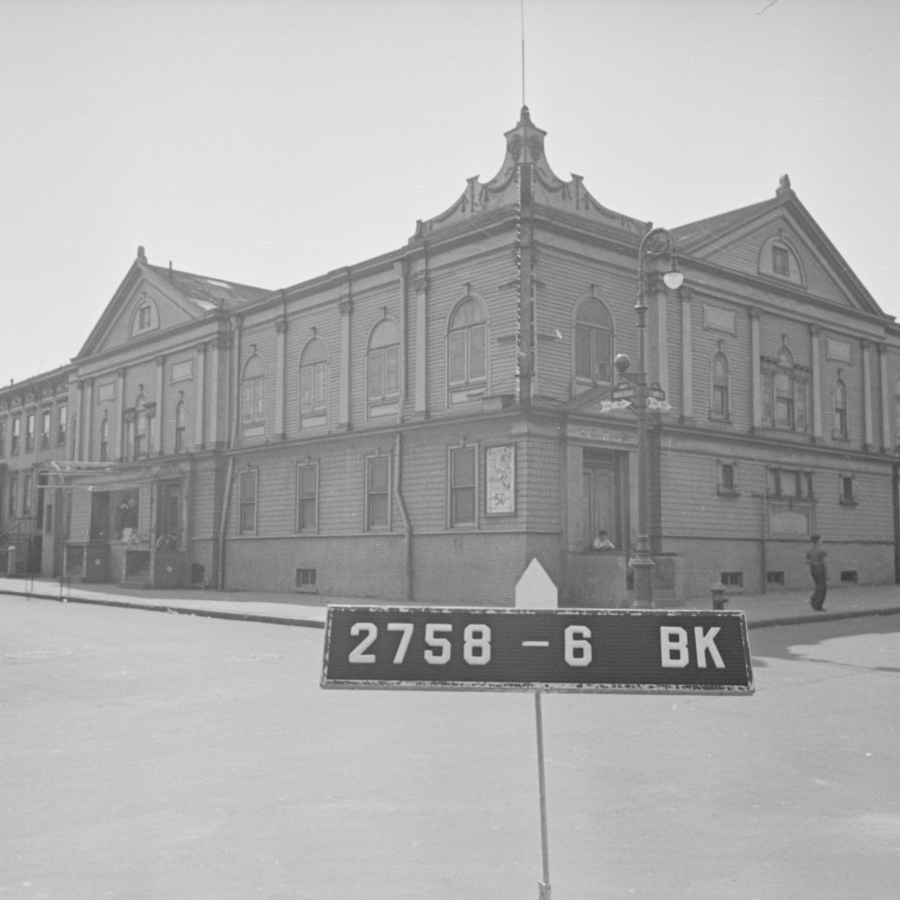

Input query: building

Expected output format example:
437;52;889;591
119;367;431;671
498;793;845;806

3;108;899;603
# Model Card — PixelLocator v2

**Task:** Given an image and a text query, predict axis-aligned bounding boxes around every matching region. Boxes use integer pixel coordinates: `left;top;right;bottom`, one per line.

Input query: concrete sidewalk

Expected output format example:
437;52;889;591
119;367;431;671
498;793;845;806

1;575;899;630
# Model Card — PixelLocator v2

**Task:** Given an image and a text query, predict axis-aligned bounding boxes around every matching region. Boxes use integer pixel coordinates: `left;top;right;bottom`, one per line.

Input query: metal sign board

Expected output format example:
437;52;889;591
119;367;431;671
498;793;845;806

599;399;632;412
321;607;754;694
649;383;666;401
611;382;635;400
647;397;673;411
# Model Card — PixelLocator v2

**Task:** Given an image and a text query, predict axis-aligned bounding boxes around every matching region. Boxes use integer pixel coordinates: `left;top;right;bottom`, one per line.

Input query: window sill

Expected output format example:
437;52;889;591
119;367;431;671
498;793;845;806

839;499;858;507
832;433;851;442
717;488;741;498
708;414;733;424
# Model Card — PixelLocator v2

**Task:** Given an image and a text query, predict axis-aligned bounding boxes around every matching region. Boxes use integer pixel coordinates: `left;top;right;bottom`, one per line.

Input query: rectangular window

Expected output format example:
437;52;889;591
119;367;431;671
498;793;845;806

0;419;5;458
366;456;390;529
773;246;789;276
768;468;813;499
840;475;855;505
41;410;50;450
22;472;33;516
721;572;743;587
450;446;477;526
25;413;35;452
840;570;858;583
448;331;467;385
138;305;152;329
239;470;257;534
766;571;785;585
297;464;318;532
8;473;17;518
719;462;735;493
57;404;67;447
125;418;135;460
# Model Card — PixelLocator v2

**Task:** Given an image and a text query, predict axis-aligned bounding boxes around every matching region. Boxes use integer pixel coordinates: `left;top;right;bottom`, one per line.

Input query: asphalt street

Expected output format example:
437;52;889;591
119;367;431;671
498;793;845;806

1;597;899;899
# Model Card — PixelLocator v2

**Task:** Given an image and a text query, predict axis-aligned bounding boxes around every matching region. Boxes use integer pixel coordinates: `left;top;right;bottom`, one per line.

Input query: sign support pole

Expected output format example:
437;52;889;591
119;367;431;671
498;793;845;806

534;689;551;899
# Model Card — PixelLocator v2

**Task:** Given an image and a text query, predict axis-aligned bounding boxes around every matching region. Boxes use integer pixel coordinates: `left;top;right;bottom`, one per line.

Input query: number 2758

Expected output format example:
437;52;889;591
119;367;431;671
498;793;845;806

346;622;593;667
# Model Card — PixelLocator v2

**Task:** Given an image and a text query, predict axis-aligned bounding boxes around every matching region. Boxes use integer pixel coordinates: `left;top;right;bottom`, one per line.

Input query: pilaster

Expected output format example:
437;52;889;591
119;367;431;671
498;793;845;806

749;309;762;430
154;355;165;456
879;344;891;451
275;318;287;439
195;342;207;450
414;273;429;414
810;325;822;440
338;293;352;427
862;340;874;450
679;287;693;422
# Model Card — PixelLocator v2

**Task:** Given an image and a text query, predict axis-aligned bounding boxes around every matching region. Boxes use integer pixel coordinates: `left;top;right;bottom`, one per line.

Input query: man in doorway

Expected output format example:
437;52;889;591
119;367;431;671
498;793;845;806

592;529;616;551
806;534;827;611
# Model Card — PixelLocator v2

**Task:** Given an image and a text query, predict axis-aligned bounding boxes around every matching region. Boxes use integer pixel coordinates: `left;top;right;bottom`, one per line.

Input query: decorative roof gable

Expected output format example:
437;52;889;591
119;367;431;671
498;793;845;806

77;249;271;359
413;107;644;239
672;177;884;317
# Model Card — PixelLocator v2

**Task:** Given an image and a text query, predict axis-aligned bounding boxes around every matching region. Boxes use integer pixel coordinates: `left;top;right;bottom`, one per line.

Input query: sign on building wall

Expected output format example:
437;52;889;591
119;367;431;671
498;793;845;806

485;444;515;515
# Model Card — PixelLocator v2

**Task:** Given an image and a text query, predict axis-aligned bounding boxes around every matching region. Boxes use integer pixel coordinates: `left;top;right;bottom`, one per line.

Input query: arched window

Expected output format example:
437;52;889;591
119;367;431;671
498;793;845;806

174;399;186;453
300;339;328;419
448;297;487;397
711;352;729;418
761;345;808;432
834;379;848;439
575;298;613;385
241;354;267;434
134;393;148;458
100;416;109;462
367;320;400;404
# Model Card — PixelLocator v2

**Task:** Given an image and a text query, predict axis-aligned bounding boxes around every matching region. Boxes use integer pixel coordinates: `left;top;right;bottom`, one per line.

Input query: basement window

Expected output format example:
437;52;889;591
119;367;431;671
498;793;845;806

766;571;785;586
720;571;743;588
840;570;858;584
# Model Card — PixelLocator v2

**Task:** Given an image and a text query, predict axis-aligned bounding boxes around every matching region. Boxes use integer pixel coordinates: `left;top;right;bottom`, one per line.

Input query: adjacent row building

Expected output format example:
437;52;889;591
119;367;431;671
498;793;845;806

2;108;898;604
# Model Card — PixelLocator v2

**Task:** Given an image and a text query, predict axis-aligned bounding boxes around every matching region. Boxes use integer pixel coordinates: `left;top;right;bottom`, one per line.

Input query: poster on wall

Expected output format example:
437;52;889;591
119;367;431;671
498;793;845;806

485;444;515;515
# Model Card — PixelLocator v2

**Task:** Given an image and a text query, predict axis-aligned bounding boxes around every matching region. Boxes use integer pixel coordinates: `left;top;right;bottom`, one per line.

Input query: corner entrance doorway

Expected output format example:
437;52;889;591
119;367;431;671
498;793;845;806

582;449;625;551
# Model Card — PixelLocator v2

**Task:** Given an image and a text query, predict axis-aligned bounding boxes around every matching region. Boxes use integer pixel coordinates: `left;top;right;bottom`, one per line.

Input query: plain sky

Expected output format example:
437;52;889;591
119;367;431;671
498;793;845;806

1;0;898;384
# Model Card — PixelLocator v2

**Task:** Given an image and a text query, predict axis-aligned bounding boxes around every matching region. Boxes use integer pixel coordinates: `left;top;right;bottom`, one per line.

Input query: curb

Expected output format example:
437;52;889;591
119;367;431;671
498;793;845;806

3;586;898;632
0;589;325;630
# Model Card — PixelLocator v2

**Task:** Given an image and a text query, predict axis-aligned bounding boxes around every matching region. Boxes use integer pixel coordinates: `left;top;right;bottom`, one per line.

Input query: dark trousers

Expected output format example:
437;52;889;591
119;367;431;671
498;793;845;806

810;566;827;609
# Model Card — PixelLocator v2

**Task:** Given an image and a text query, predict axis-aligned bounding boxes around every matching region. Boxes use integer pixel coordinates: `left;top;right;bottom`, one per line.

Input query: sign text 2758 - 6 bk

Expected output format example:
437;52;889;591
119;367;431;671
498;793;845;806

321;607;754;695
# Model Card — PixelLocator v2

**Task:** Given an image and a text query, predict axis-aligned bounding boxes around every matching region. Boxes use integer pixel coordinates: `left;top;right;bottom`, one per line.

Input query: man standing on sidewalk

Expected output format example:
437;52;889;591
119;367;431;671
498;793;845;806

806;534;828;611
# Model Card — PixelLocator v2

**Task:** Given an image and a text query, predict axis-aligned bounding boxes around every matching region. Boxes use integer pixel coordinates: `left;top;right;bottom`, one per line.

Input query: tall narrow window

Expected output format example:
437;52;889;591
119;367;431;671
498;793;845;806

134;394;148;459
711;352;729;418
774;348;794;428
11;417;20;455
834;379;848;439
0;419;5;457
124;416;135;461
100;417;109;462
367;321;401;405
174;400;186;453
366;456;390;529
448;298;487;398
22;472;33;517
57;404;67;447
41;410;51;450
575;298;613;385
297;463;318;532
8;473;17;518
241;354;267;436
772;245;790;276
25;413;35;453
299;339;328;422
239;470;257;534
449;445;477;526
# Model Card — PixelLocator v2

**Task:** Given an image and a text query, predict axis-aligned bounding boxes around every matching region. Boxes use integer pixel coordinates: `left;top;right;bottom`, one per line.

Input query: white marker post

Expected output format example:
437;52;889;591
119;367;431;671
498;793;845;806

515;559;557;899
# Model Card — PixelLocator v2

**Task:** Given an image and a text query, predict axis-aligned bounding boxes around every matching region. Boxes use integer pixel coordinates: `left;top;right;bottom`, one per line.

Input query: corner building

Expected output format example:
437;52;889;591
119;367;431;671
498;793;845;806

4;108;899;604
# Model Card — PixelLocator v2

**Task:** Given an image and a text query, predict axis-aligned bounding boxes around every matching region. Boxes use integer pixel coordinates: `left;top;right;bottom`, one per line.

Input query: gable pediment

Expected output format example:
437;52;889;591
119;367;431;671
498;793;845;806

674;190;883;317
78;266;206;359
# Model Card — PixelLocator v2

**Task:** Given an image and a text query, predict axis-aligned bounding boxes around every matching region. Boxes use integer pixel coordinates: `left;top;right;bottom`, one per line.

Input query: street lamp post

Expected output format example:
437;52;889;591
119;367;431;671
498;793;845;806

628;227;683;608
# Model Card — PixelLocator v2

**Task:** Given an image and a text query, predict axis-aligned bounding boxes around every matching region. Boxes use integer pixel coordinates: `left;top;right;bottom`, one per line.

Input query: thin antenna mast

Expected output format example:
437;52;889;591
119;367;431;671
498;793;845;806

521;0;526;106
